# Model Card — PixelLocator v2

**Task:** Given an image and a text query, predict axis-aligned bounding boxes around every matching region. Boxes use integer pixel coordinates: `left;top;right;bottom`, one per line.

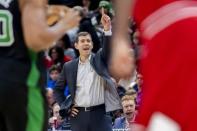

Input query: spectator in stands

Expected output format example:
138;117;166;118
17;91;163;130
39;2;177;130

49;103;64;130
46;88;56;129
45;46;72;69
56;34;77;59
113;95;136;130
82;0;91;12
47;65;70;97
46;88;56;110
47;65;61;89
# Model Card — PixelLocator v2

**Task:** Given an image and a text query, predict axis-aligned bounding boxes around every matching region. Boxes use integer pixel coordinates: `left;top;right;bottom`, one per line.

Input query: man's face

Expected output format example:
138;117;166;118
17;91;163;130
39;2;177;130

50;70;60;81
122;100;136;119
75;35;93;58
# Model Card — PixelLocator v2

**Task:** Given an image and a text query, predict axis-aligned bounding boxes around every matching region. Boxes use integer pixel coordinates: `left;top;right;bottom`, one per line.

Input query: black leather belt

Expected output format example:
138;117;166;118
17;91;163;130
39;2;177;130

75;104;105;112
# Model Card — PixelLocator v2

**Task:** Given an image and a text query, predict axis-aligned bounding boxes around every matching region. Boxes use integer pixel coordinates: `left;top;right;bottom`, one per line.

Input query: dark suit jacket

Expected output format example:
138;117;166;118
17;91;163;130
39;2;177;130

54;35;121;113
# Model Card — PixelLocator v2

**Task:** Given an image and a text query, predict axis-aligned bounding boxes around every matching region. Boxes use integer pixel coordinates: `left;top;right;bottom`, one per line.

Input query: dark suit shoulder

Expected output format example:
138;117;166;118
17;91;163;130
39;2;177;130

63;58;79;68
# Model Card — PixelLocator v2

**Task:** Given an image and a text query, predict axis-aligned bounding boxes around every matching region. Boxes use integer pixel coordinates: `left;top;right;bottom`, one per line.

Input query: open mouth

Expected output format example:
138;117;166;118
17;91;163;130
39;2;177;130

126;112;133;116
83;47;90;51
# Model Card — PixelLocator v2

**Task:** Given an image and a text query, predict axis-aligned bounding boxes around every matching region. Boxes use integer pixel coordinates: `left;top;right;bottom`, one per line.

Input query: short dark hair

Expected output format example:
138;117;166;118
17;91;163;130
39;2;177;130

75;32;91;43
48;46;64;61
49;65;61;74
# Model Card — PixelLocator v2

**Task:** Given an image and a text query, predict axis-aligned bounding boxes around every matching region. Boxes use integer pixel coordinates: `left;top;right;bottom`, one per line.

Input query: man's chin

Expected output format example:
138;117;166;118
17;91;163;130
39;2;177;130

81;53;90;58
84;52;91;56
126;113;133;119
126;115;132;119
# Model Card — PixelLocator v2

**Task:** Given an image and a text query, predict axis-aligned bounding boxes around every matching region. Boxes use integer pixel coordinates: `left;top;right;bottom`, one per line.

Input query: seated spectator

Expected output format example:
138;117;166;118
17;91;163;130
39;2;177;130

48;103;65;130
46;88;57;130
113;95;136;130
46;88;56;110
56;34;77;59
47;89;71;130
47;65;61;89
47;65;70;97
44;46;72;69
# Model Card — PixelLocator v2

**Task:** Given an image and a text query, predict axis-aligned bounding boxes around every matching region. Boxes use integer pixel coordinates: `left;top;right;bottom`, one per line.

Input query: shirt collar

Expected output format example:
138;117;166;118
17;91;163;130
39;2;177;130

79;55;91;65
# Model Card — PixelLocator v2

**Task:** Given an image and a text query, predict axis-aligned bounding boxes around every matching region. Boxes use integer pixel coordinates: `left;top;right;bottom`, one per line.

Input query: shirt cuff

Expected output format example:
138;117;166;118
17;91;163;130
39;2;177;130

104;29;112;36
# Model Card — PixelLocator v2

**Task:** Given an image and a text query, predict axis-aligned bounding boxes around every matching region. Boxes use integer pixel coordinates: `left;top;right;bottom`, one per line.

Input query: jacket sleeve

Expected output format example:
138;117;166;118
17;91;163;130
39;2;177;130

100;35;111;65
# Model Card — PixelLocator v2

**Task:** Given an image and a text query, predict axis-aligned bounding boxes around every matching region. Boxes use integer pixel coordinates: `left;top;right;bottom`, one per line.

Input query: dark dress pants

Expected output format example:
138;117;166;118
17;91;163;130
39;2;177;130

70;105;112;131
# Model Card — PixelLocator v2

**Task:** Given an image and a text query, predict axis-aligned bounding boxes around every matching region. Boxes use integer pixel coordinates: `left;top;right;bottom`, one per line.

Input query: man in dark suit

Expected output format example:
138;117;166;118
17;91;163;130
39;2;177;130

54;10;122;131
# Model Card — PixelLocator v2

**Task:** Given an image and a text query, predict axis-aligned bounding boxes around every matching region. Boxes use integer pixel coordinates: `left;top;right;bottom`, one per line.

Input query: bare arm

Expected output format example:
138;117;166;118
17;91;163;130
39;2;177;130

113;0;135;37
109;0;136;78
19;0;80;52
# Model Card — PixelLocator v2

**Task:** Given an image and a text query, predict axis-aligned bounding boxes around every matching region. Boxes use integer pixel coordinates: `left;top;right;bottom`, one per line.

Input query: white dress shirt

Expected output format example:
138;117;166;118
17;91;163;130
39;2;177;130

74;30;112;107
74;55;105;107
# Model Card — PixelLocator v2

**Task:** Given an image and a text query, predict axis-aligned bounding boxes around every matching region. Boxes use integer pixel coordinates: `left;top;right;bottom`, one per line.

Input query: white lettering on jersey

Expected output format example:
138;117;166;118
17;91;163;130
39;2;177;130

0;0;13;8
147;112;181;131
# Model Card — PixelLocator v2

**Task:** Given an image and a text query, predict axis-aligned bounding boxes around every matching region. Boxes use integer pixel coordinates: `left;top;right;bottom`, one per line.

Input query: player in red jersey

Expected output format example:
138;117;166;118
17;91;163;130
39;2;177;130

111;1;197;131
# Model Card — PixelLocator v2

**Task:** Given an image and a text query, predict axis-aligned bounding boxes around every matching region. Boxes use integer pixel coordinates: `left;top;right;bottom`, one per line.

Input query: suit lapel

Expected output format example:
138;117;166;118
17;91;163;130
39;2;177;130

70;58;79;99
90;53;94;66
